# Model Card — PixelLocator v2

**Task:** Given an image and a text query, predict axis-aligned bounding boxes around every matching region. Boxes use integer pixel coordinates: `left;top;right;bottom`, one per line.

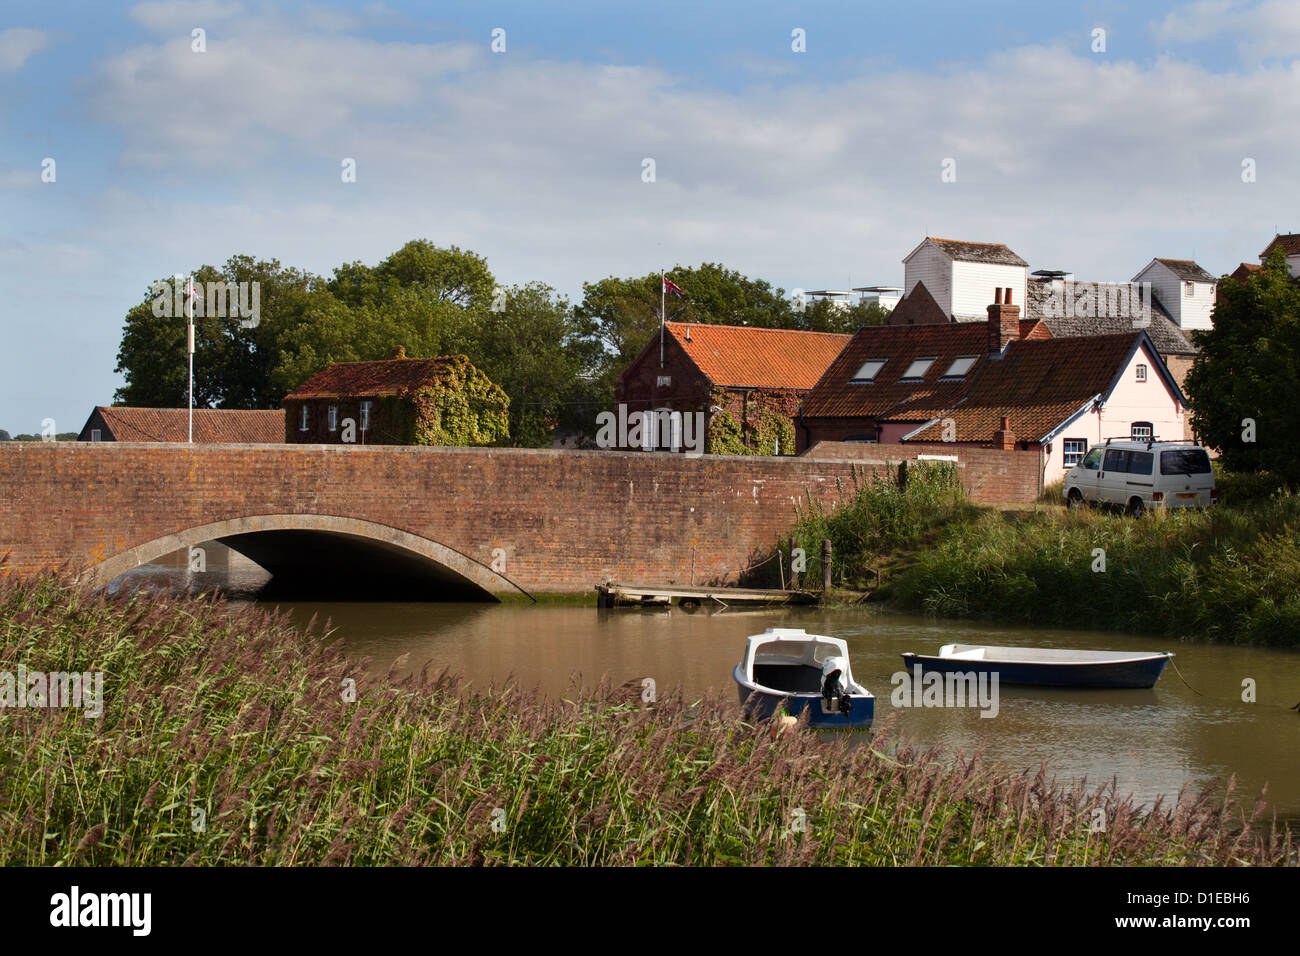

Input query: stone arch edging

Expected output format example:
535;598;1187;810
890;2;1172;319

82;513;529;599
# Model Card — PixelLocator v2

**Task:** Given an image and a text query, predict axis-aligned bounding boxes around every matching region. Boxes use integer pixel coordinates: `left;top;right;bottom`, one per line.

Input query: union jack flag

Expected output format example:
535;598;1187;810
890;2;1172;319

663;277;686;298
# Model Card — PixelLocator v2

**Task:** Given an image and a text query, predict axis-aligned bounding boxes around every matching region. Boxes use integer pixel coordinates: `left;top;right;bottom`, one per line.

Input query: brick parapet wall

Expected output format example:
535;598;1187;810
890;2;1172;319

0;443;911;594
802;441;1042;503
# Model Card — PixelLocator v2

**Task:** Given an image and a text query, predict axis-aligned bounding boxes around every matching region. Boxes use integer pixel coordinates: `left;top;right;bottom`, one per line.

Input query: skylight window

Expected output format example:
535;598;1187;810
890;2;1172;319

941;355;978;379
900;357;937;381
851;359;887;383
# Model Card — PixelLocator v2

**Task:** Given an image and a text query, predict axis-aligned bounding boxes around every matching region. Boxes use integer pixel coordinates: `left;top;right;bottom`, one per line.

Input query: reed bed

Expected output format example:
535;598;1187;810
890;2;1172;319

0;569;1289;866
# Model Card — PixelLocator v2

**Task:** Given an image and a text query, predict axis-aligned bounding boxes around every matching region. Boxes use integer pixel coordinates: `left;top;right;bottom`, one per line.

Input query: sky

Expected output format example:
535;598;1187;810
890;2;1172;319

2;0;1299;434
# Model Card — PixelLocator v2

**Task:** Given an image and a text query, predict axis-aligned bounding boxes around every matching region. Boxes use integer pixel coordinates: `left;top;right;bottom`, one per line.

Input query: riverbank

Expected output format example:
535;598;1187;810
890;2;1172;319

0;571;1289;865
781;465;1300;647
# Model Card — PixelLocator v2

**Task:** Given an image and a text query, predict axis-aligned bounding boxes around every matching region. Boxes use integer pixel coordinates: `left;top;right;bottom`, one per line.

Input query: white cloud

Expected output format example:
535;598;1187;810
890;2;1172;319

0;28;48;72
1154;0;1300;60
129;1;245;34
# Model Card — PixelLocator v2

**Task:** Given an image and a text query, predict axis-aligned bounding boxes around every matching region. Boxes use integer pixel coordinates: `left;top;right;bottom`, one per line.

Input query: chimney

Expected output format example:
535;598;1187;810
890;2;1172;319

387;345;407;359
987;287;1020;353
993;414;1016;450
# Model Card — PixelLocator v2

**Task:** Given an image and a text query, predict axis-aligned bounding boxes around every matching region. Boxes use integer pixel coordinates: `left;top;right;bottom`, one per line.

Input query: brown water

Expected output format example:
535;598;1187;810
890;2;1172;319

259;598;1300;822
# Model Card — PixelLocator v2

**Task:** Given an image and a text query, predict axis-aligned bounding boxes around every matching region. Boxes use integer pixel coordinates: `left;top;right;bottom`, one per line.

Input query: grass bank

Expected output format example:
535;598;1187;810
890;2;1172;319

782;465;1300;646
0;570;1288;865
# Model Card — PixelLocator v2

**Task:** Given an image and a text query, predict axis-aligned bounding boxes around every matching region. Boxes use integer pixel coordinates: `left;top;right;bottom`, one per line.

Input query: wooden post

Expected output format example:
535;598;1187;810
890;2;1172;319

821;539;832;596
778;547;786;591
788;536;799;591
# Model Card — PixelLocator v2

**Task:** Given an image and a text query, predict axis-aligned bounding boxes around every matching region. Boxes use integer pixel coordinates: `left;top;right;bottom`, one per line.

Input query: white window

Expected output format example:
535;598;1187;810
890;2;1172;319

941;355;978;379
656;375;671;387
299;406;309;431
900;357;937;381
1184;281;1194;297
360;401;371;431
1135;363;1147;382
90;429;102;442
1063;438;1087;467
328;405;338;432
1131;422;1153;441
851;359;887;383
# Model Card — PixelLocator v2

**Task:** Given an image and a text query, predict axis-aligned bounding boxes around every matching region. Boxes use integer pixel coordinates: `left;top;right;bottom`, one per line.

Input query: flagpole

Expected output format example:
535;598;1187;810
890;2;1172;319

187;274;194;444
660;269;665;368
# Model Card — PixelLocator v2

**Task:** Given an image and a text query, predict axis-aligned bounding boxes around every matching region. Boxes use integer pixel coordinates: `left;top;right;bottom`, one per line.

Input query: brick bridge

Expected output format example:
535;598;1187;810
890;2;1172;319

0;442;1039;599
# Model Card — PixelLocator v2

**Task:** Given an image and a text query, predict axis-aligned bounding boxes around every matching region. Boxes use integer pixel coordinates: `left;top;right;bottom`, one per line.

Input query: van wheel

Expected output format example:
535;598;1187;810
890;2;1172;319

1066;488;1084;510
1127;498;1145;518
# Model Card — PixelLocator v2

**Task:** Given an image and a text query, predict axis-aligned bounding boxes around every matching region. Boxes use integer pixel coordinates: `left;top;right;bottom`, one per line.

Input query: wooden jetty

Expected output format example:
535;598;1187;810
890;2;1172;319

595;581;820;609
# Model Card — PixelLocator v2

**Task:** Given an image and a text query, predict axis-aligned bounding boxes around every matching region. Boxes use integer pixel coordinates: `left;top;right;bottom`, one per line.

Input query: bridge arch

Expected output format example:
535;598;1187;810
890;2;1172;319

85;513;527;601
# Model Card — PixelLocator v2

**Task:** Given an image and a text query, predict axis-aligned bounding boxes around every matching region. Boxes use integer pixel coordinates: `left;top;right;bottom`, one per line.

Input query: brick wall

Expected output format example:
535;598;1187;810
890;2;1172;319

0;443;912;594
802;440;1042;503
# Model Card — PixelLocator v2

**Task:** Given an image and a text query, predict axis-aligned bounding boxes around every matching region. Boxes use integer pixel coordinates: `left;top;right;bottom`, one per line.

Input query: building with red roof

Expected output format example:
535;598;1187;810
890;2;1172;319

615;321;852;454
282;347;509;445
77;406;284;443
798;292;1188;483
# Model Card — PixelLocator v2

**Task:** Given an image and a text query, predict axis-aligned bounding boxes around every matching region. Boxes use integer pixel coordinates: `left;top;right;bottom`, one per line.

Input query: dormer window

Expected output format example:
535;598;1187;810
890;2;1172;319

900;357;937;381
941;355;978;379
851;359;887;383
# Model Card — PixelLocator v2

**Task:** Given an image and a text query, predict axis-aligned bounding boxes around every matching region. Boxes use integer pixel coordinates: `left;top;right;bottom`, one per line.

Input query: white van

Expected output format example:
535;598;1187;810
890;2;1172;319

1064;440;1216;516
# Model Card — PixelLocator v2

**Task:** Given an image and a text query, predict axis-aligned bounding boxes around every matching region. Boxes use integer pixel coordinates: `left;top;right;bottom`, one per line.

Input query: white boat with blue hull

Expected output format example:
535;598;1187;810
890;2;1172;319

900;644;1173;689
733;628;874;729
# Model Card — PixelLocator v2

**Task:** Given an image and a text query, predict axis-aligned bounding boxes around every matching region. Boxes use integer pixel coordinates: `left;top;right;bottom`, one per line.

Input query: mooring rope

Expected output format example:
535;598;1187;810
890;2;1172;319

1168;656;1205;696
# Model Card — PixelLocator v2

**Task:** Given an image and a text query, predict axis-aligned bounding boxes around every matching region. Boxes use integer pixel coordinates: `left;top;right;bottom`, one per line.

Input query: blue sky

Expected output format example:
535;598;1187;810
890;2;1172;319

3;0;1299;433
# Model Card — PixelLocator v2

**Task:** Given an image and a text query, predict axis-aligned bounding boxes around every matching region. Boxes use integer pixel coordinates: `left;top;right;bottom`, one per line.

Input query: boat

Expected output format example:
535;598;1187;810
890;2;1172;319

733;628;874;728
900;643;1172;689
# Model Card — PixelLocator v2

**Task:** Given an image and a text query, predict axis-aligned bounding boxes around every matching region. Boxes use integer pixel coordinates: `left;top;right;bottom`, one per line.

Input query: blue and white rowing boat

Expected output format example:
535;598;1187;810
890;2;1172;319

900;643;1172;689
733;628;874;728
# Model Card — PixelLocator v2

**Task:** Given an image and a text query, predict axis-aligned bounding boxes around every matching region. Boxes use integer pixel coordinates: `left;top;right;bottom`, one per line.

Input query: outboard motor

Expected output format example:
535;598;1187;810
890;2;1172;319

820;656;853;715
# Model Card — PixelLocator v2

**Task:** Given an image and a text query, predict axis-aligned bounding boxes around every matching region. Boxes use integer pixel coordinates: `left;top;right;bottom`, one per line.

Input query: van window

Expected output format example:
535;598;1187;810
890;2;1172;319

1081;447;1103;470
1128;451;1154;475
1160;448;1211;475
1103;449;1129;473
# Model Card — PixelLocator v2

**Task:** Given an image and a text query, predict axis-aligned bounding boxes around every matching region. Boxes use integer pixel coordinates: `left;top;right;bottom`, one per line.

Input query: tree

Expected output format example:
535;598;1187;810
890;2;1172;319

471;283;603;447
1185;250;1300;482
113;257;317;408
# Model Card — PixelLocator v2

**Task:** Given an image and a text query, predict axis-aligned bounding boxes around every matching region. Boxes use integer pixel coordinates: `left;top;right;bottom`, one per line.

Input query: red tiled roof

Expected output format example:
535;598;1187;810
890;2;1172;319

799;323;994;421
285;354;468;400
85;407;284;443
905;333;1148;443
1019;318;1051;340
1261;234;1300;258
661;322;851;390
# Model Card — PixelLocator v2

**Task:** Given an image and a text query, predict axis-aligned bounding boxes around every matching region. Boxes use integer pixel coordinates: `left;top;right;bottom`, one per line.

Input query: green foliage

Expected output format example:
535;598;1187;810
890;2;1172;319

1185;250;1300;483
405;356;510;447
887;490;1300;646
785;462;973;588
706;410;747;455
0;571;1286;866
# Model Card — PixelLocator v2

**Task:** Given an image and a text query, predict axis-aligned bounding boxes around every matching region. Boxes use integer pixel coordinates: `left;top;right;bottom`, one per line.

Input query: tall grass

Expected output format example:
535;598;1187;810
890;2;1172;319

0;569;1288;865
775;461;975;590
889;493;1300;645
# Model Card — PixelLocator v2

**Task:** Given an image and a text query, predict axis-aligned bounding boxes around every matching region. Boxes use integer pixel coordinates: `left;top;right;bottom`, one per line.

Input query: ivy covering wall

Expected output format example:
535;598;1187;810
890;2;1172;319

705;388;798;456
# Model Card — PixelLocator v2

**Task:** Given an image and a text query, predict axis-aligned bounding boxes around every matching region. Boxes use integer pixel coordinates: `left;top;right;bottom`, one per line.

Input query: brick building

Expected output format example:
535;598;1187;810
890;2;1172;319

799;292;1187;484
282;347;509;446
77;406;284;443
615;322;851;454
